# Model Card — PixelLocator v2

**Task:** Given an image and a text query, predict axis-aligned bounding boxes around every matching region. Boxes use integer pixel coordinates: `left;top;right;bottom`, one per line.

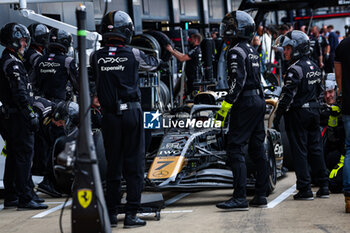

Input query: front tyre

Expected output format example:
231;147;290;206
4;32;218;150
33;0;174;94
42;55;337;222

266;139;277;195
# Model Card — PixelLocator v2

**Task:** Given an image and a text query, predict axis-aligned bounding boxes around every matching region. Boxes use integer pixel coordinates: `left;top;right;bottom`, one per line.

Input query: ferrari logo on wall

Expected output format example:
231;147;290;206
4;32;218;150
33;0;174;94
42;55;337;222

78;189;92;208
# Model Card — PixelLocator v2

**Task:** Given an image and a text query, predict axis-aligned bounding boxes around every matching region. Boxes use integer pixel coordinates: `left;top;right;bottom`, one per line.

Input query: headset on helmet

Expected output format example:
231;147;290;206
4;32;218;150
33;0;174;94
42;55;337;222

281;30;310;61
0;23;30;52
220;10;255;41
28;23;49;48
101;10;134;44
48;28;72;53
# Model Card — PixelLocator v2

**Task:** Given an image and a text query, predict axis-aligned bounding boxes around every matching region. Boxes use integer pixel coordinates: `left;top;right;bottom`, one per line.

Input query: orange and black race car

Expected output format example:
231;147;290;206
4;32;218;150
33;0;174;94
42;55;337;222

144;92;287;194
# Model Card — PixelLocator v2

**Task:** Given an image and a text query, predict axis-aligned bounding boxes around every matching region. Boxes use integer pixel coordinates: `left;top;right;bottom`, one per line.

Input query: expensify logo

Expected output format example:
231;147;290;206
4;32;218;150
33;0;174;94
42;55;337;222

143;111;221;129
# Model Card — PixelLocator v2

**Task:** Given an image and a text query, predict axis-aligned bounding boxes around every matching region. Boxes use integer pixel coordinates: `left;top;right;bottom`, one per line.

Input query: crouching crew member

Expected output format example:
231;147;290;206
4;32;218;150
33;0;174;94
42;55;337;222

319;80;345;193
273;30;329;200
0;23;48;210
90;11;159;228
215;11;269;211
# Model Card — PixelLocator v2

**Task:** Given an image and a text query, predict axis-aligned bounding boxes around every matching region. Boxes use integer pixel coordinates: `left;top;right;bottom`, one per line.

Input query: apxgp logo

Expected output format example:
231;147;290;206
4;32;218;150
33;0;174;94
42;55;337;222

39;62;60;67
97;57;128;64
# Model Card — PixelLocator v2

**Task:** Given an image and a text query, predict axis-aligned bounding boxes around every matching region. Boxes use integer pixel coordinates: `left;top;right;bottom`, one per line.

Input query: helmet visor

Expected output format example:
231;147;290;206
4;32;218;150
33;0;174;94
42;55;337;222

219;22;227;38
273;35;285;48
13;25;31;50
281;36;296;48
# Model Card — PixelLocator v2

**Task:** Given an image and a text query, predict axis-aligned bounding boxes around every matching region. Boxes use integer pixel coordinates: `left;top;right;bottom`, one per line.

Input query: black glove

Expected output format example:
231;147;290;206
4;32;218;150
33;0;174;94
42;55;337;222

21;105;39;132
28;112;40;132
273;115;281;132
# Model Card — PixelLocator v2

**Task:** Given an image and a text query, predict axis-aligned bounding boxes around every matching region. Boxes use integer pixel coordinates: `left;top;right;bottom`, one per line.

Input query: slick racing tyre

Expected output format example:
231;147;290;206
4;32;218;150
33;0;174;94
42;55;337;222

145;30;174;62
266;139;277;195
93;130;107;183
53;135;74;194
53;131;107;194
159;80;170;107
246;135;277;195
131;33;161;58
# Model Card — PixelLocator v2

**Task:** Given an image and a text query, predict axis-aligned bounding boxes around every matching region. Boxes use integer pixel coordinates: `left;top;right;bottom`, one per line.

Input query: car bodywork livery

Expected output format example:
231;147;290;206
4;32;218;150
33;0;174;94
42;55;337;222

145;98;286;193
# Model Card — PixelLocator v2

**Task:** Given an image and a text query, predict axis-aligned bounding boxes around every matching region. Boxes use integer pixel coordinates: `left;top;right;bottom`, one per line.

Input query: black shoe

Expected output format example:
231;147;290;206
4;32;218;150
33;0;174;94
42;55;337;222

109;214;117;228
32;192;45;203
124;214;146;228
216;198;249;211
293;190;314;200
37;180;62;198
4;199;18;209
316;186;330;198
17;200;48;210
249;196;268;208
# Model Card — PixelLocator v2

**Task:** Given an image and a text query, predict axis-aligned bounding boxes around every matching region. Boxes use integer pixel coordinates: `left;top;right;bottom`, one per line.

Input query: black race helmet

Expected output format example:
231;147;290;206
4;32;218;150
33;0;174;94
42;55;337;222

28;23;49;48
0;23;30;52
52;101;79;135
281;30;310;61
101;10;134;44
48;28;72;53
220;10;255;41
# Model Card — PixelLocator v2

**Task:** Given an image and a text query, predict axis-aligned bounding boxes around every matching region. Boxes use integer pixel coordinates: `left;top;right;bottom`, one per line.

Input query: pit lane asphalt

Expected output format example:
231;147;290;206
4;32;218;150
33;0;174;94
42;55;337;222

0;172;349;233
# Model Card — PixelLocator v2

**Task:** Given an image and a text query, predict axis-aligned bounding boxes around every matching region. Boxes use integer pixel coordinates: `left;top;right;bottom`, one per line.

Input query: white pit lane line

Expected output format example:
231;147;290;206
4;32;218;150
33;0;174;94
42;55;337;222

3;184;296;214
267;184;296;209
31;192;191;219
32;200;72;219
0;202;64;212
8;185;294;216
139;210;193;217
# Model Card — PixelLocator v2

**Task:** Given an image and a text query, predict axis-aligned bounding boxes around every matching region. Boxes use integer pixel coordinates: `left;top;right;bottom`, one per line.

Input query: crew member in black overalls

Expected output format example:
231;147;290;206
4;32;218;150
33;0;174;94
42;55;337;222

309;26;323;70
273;30;329;200
33;28;78;196
215;11;269;210
0;23;48;210
90;11;159;228
166;33;202;98
24;23;49;89
24;23;52;198
34;28;79;102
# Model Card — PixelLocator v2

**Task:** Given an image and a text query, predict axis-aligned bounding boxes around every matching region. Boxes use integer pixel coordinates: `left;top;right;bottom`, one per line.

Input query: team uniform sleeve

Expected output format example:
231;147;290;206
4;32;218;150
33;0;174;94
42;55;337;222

68;59;80;93
334;41;343;62
31;57;41;96
132;48;160;71
187;47;197;60
315;39;321;58
5;62;32;114
224;49;246;104
275;69;300;118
